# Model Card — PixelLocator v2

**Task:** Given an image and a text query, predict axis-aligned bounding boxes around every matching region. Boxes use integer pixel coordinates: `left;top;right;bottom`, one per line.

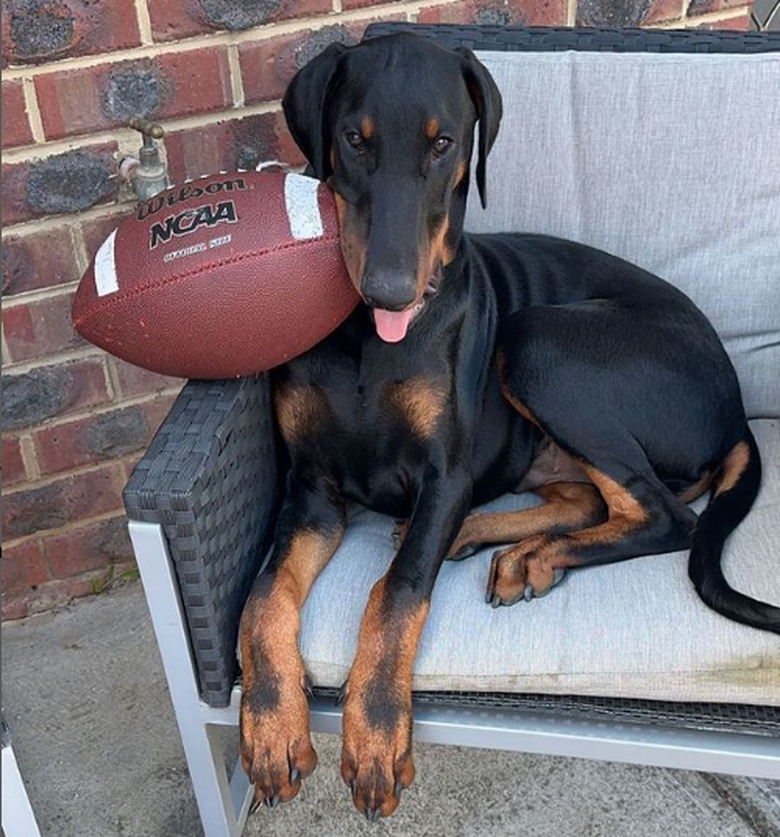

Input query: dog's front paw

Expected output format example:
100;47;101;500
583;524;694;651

240;673;317;810
340;683;416;820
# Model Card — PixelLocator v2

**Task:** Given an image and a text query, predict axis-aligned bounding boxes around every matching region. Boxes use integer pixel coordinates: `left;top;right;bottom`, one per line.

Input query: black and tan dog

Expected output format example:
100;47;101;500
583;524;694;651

239;33;779;820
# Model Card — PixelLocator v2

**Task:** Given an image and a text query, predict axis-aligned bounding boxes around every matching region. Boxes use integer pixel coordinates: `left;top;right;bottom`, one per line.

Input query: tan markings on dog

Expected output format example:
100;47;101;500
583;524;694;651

387;376;447;439
450;481;605;558
500;384;541;427
333;192;366;293
341;576;428;817
495;348;543;428
415;214;453;299
241;528;343;688
714;440;750;497
425;117;439;139
574;464;650;544
454;160;467;188
274;384;329;443
361;115;374;139
677;470;715;504
240;527;343;804
488;466;652;601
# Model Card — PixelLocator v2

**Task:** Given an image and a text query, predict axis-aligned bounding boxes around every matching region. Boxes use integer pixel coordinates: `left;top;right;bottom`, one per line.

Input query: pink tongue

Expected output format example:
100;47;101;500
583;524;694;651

374;308;414;343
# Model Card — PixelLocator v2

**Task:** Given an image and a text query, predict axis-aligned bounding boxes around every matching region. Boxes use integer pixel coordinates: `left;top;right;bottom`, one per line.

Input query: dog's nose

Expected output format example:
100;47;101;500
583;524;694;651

361;271;417;311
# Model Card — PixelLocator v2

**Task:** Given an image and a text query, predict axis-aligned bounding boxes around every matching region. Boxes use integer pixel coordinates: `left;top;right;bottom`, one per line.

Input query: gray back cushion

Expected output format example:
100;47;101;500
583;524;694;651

464;51;780;418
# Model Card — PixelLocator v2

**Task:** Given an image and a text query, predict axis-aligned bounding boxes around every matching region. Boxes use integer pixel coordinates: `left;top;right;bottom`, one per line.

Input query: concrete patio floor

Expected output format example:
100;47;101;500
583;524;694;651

2;583;779;837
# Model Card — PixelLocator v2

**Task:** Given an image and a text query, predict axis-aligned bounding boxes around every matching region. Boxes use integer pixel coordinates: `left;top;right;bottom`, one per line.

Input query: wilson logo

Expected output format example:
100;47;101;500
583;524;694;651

137;176;246;221
149;201;238;250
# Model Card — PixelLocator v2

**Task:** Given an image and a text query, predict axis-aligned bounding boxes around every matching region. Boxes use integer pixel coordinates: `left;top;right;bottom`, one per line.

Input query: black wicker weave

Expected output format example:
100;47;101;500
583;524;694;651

124;376;279;706
364;23;780;53
124;24;779;737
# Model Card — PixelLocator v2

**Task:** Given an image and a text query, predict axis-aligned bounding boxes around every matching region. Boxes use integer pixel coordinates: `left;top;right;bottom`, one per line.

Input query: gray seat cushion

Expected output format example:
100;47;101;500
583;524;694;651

300;420;779;706
464;50;780;419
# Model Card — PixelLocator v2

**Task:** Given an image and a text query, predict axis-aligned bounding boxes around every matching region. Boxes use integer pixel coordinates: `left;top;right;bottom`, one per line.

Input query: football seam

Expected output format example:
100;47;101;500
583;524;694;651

73;232;343;328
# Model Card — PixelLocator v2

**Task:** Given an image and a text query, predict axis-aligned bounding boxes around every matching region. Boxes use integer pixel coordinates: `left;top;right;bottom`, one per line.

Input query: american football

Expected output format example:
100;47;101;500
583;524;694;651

71;170;359;379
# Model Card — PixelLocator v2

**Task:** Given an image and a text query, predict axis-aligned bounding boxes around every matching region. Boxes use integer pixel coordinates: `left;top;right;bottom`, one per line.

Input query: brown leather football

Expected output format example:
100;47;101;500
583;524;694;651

72;170;358;379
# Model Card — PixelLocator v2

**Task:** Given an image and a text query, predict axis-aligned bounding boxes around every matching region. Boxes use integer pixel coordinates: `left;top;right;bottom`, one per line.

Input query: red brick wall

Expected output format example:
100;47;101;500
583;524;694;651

0;0;752;620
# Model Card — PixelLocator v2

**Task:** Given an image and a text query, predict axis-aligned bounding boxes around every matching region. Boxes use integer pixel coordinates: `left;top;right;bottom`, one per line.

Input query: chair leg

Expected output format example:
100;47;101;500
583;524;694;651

128;521;252;837
2;742;42;837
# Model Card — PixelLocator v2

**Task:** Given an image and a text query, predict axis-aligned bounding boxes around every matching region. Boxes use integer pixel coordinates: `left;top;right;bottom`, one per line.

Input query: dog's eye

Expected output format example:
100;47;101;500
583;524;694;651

345;131;364;149
433;136;454;157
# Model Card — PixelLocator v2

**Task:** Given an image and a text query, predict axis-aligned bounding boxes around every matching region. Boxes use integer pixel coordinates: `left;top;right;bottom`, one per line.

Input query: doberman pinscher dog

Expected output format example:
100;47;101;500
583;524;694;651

239;32;779;820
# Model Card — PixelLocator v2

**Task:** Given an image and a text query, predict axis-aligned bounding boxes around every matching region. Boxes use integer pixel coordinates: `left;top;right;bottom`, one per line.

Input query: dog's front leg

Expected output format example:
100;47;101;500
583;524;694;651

240;471;345;809
341;463;472;820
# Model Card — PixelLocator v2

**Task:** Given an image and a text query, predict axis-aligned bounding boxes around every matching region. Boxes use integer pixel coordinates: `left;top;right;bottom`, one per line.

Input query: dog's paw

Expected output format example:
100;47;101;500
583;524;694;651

240;674;317;810
340;686;415;820
485;536;567;606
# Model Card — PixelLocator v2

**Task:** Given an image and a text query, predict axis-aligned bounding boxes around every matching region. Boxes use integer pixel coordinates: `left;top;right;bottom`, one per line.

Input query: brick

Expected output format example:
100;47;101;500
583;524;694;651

2;226;81;296
2;358;110;431
35;47;233;141
644;0;685;23
147;0;331;42
342;0;389;8
164;110;304;185
81;209;135;264
1;79;33;148
1;0;140;67
1;567;132;620
111;358;183;399
240;25;359;105
33;395;177;475
687;0;746;14
576;0;677;25
123;453;145;481
418;0;567;25
1;462;125;539
693;9;751;27
1;144;118;225
2;436;27;485
1;539;50;594
42;515;133;579
3;291;87;362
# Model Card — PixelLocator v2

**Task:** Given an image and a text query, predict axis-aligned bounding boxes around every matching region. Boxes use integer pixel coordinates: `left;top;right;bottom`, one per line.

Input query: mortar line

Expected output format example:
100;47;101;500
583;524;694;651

3;508;137;551
2;202;135;240
567;0;577;27
2;280;80;308
19;435;41;481
2;346;107;375
653;5;751;27
2;331;11;365
1;100;282;165
69;224;91;274
227;43;246;108
134;0;155;46
21;77;46;143
23;388;183;434
1;0;456;81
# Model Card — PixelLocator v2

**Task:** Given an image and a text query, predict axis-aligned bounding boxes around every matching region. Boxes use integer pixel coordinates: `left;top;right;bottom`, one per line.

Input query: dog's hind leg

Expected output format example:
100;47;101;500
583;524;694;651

447;481;606;560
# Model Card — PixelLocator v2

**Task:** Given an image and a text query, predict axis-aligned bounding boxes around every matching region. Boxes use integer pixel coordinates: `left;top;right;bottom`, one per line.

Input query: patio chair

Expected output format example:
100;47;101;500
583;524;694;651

1;713;42;837
124;24;780;837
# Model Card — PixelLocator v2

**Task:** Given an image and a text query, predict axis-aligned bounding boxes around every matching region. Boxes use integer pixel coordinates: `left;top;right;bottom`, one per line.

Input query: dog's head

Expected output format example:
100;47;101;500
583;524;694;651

283;33;502;342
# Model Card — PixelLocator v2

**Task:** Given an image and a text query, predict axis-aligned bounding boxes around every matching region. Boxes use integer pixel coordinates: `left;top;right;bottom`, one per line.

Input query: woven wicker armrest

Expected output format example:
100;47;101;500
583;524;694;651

124;375;279;707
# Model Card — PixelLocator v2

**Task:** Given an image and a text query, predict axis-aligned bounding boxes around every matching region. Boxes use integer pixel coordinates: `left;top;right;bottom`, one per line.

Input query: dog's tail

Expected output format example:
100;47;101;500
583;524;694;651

688;425;779;633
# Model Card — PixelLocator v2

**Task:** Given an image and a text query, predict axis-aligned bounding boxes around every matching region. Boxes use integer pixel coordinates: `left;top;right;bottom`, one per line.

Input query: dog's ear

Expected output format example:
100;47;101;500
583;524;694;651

282;42;348;182
458;49;502;209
